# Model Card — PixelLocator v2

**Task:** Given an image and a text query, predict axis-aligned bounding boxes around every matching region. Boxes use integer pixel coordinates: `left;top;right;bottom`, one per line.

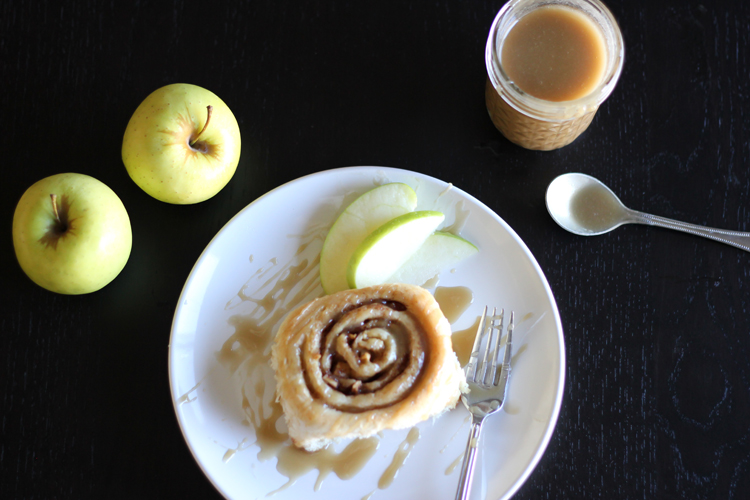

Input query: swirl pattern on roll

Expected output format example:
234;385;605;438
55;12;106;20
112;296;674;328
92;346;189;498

309;300;426;411
271;283;467;451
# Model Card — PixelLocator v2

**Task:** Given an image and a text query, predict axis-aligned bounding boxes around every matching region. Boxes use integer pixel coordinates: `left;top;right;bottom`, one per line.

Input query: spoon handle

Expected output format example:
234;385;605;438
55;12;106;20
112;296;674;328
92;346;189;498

626;209;750;252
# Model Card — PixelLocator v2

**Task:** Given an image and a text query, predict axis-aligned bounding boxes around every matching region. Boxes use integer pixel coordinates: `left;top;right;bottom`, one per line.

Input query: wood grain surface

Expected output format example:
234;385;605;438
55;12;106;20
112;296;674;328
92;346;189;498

2;0;749;498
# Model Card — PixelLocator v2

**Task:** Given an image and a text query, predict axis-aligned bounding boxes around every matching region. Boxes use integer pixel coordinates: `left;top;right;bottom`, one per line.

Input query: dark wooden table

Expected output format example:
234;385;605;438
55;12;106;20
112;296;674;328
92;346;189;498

3;0;749;498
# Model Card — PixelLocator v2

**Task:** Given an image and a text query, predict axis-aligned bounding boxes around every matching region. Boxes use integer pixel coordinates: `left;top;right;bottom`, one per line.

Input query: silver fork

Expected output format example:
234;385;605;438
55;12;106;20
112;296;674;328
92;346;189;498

455;307;514;500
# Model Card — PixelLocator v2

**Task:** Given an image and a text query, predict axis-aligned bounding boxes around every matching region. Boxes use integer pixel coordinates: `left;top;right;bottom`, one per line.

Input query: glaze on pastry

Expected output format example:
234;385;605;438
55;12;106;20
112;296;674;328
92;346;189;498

270;283;467;451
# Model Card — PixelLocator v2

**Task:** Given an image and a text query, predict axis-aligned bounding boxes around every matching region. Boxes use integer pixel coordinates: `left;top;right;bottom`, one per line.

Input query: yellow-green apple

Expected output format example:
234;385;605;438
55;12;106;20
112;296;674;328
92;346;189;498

347;211;445;289
12;173;132;294
320;183;417;294
122;83;241;204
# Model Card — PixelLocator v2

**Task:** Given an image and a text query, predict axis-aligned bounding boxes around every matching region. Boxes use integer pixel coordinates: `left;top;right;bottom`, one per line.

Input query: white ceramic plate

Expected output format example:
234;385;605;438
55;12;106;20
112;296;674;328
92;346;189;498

169;166;565;500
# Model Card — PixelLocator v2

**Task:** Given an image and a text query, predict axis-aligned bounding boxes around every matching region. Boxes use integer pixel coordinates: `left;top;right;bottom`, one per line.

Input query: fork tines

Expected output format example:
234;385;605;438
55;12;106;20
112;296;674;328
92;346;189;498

465;306;514;387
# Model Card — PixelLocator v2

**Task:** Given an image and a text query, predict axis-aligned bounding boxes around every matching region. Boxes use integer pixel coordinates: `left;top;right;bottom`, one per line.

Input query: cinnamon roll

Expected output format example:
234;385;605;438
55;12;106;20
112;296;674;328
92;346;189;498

270;283;467;452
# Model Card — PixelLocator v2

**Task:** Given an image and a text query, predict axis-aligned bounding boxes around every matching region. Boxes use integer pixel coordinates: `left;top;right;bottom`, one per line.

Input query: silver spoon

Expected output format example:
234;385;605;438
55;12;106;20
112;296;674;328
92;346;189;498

545;172;750;252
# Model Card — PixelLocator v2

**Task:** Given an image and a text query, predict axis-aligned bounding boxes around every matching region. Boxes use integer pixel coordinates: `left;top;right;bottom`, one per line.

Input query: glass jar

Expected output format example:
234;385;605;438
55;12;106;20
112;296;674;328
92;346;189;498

485;0;624;151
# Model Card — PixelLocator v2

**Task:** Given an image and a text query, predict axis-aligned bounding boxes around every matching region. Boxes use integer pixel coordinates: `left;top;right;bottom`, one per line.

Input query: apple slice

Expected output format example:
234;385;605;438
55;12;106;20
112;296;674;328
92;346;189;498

320;183;417;294
386;231;478;286
347;211;445;289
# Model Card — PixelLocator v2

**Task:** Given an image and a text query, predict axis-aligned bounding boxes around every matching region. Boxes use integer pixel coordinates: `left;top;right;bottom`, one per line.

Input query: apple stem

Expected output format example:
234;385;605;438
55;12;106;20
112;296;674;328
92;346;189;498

190;105;213;146
50;194;61;223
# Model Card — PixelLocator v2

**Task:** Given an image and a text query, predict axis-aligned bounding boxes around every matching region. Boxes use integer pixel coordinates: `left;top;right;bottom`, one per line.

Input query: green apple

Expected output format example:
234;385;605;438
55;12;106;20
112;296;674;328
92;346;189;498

386;231;478;286
320;183;417;294
122;83;241;204
347;211;445;289
12;173;132;294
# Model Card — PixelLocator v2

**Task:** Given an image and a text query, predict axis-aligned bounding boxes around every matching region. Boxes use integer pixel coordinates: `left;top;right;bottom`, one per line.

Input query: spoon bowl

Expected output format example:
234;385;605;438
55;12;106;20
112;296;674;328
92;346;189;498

545;173;629;236
545;172;750;252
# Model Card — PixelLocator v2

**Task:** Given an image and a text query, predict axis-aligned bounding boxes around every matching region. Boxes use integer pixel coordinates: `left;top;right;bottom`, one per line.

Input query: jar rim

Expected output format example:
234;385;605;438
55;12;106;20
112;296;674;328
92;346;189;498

486;0;625;122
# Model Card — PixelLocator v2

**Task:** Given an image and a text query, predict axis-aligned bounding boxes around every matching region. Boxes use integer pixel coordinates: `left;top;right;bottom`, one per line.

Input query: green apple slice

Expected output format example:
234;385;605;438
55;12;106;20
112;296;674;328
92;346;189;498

347;211;445;289
320;183;417;294
386;231;478;286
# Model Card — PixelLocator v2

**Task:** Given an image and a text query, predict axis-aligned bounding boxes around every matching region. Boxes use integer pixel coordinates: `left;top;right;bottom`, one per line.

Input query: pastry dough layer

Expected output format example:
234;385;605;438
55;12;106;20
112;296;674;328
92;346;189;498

271;283;466;451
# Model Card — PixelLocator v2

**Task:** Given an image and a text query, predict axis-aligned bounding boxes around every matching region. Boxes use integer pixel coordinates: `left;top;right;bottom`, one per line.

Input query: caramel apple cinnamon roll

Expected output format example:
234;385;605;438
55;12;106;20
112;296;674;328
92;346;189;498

271;283;467;451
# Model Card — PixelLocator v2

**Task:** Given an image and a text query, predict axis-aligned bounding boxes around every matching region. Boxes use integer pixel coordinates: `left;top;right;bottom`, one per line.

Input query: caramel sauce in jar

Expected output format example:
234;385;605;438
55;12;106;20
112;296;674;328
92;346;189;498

485;0;624;150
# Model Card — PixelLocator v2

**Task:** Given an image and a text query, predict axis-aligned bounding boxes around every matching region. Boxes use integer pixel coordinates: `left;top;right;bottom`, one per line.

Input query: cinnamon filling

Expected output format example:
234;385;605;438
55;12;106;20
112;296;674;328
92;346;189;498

304;301;427;412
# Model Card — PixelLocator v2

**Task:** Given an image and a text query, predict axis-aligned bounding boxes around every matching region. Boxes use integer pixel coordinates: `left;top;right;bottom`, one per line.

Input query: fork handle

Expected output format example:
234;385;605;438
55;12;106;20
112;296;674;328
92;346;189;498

455;417;484;500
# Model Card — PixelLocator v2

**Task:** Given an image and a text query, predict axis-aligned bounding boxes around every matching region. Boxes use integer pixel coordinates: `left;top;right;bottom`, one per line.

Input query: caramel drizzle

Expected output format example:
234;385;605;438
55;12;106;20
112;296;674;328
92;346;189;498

378;427;420;489
216;230;395;493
